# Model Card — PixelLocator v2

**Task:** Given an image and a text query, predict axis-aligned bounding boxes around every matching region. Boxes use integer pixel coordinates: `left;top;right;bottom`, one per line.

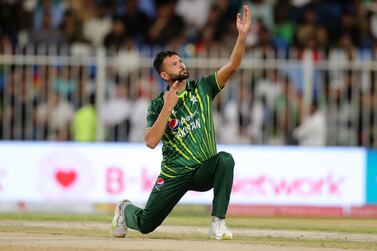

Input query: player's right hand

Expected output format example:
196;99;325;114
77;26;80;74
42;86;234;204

163;81;179;111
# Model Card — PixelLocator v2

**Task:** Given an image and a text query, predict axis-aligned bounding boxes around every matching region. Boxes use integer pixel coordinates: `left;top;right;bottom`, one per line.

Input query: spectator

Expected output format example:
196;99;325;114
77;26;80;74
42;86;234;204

218;83;253;144
238;85;253;143
1;0;377;147
3;68;36;140
101;82;132;141
361;88;377;147
52;66;77;102
36;91;75;141
60;9;87;45
255;70;283;110
220;99;241;144
273;0;296;48
249;95;266;144
73;94;97;142
0;1;32;45
326;76;357;146
129;85;151;142
194;3;225;53
293;99;326;146
332;11;360;47
216;0;242;27
139;0;156;18
315;25;329;51
366;0;377;40
328;34;356;90
195;23;223;54
207;0;241;45
65;0;95;22
29;10;65;45
295;9;316;48
146;0;185;46
122;0;152;43
176;0;211;41
83;2;112;47
273;76;299;145
104;16;127;49
33;0;64;30
301;0;337;34
257;23;275;50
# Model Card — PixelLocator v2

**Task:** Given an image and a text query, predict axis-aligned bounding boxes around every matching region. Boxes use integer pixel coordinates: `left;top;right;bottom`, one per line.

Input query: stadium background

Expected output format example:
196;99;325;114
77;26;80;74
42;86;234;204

0;0;377;218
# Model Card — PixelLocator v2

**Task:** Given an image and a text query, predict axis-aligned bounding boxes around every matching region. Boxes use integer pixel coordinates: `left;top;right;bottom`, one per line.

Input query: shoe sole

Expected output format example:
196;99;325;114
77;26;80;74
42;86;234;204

110;225;126;238
208;234;233;240
221;234;233;240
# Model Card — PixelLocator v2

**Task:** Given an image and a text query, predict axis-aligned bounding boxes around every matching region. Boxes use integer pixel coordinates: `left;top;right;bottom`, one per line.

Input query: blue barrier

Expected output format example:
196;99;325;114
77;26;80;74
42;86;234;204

367;150;377;204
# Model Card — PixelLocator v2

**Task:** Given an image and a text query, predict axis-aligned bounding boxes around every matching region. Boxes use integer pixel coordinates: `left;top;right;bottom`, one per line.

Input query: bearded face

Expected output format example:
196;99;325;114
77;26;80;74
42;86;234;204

161;55;189;82
171;68;189;82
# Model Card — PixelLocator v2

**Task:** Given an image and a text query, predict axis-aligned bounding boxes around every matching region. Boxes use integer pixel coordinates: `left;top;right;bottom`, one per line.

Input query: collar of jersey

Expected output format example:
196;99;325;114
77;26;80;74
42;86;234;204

177;89;186;99
166;80;193;92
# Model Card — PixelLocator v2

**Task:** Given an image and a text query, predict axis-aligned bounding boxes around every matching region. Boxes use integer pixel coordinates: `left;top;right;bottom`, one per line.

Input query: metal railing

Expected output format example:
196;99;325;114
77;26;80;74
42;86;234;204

1;44;376;147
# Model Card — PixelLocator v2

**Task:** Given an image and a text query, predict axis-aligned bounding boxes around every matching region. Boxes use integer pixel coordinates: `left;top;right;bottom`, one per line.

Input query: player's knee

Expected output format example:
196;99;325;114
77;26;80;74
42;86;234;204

218;151;235;170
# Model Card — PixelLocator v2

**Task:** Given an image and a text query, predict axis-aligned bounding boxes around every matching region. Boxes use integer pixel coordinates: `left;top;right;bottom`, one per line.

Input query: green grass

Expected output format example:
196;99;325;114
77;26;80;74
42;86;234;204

0;212;112;222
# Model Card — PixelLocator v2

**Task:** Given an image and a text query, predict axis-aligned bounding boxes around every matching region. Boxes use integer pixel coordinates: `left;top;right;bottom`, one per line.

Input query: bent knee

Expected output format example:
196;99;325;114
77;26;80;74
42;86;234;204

218;151;235;168
140;229;153;234
140;225;157;234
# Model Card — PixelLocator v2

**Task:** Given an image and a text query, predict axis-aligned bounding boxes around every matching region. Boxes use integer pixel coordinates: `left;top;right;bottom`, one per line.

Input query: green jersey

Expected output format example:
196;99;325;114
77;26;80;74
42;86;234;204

147;72;223;178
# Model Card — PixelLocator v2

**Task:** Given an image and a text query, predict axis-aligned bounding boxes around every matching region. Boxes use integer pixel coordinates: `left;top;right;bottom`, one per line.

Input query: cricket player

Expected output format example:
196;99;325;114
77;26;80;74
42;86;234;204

111;5;251;240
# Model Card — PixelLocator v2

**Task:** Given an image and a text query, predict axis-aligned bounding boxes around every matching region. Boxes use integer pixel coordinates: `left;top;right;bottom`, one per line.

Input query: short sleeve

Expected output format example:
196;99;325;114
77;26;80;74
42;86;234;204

200;72;223;100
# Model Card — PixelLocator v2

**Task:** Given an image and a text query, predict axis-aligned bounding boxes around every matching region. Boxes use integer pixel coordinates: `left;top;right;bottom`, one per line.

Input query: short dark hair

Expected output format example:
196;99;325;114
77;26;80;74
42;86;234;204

153;50;179;74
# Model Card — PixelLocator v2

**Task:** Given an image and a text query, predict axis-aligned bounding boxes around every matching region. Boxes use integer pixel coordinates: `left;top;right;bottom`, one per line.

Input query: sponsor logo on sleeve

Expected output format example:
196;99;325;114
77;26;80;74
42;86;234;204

154;177;165;191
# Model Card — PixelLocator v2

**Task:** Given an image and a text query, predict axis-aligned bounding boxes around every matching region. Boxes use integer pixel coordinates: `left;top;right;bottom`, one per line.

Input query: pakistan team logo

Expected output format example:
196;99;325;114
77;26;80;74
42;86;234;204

169;119;180;131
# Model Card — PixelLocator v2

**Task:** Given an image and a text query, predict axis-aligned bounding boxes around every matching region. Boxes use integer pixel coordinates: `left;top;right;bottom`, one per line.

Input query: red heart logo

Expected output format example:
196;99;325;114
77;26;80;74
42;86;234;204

55;170;77;188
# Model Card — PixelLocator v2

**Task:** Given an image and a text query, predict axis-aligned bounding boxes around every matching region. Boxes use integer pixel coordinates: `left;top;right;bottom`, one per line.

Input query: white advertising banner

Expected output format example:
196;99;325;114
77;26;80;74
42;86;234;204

228;146;366;206
0;143;366;206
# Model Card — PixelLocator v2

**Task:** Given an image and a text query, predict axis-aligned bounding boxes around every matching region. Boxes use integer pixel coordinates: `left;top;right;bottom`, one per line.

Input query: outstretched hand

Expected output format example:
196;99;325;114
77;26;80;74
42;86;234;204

237;5;252;37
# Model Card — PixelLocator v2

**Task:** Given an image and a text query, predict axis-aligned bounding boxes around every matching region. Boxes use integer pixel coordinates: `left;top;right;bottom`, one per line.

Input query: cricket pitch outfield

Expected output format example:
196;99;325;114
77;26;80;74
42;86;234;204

0;212;376;251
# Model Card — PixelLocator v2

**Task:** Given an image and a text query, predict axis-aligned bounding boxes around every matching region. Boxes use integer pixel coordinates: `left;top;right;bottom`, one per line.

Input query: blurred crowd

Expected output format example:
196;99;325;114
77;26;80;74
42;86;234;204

1;0;377;147
2;0;377;51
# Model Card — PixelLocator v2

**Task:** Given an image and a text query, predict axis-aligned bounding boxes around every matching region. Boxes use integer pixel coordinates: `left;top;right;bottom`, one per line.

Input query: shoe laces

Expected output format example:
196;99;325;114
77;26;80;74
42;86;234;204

116;214;124;227
116;203;126;227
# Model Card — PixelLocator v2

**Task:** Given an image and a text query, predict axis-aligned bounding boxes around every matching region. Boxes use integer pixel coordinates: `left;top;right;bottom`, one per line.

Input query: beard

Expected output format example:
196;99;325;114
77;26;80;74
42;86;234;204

171;69;189;82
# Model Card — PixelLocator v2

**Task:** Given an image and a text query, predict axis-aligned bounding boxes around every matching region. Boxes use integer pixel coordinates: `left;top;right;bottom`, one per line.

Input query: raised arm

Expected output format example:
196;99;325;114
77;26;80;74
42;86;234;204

216;5;252;88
